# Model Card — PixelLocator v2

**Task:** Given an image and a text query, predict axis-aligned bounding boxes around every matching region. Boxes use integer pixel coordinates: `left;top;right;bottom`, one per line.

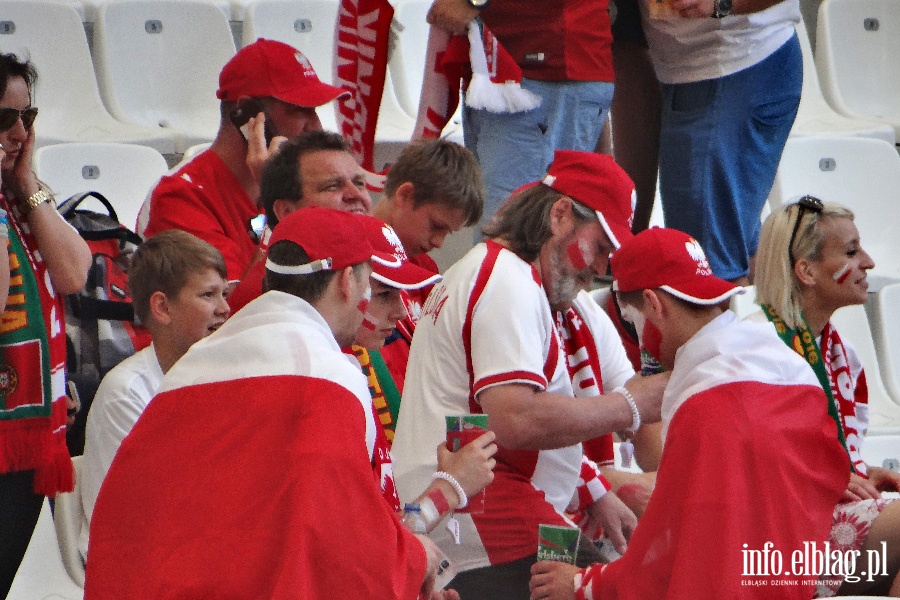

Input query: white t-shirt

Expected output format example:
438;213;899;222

640;0;800;84
392;242;582;572
80;344;164;557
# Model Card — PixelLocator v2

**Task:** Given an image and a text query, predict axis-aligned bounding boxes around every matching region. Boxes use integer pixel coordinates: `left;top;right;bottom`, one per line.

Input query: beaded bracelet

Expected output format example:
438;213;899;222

432;471;468;510
614;386;641;433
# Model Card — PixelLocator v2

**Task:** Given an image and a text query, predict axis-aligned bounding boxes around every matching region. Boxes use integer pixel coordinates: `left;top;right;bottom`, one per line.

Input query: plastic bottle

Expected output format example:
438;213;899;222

401;503;428;534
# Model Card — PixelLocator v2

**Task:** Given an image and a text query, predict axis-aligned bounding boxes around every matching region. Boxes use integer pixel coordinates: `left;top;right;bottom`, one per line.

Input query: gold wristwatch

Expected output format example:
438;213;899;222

25;187;53;213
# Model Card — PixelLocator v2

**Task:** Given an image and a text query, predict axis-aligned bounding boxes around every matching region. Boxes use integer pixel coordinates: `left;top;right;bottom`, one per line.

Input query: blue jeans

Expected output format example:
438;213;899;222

464;78;614;231
659;34;802;280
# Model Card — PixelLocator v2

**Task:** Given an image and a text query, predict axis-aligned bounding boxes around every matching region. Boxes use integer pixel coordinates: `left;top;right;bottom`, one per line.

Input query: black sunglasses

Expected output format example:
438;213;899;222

0;107;38;132
788;195;824;265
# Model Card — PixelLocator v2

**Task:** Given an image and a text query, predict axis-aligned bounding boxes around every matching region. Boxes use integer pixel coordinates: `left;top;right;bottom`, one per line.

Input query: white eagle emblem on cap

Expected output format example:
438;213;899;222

381;225;408;261
295;51;315;77
685;239;712;276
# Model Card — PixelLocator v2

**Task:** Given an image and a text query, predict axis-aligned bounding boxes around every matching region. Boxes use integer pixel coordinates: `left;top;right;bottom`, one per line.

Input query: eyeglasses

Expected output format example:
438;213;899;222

0;107;38;132
788;195;824;265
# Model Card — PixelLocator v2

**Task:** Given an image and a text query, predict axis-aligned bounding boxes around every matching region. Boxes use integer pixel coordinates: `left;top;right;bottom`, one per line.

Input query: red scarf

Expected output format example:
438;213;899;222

335;0;394;174
0;195;73;495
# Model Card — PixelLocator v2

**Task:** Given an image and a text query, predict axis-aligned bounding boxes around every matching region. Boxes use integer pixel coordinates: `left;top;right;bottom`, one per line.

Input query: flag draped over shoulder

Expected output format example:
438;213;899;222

587;381;848;599
335;0;394;173
84;292;426;599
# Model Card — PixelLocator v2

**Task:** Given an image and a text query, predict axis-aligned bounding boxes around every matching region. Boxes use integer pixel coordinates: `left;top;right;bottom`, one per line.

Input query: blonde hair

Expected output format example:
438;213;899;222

755;200;854;329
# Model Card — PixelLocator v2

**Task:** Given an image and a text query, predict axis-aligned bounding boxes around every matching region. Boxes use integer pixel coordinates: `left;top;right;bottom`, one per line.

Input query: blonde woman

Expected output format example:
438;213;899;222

756;196;900;597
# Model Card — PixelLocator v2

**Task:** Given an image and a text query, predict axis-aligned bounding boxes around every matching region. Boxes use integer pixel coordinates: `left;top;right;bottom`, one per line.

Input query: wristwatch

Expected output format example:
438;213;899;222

466;0;490;8
713;0;732;18
25;187;53;212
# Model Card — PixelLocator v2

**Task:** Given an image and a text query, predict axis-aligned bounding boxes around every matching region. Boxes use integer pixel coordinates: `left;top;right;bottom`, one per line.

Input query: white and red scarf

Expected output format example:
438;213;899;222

335;0;394;177
820;322;868;475
412;20;541;141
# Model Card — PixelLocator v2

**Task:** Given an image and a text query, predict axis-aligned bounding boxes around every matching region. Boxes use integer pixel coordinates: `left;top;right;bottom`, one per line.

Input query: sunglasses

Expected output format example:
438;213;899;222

788;195;824;265
0;107;38;132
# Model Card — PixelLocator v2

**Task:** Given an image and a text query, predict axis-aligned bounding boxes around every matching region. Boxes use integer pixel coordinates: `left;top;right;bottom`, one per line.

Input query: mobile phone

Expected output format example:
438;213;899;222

229;98;277;145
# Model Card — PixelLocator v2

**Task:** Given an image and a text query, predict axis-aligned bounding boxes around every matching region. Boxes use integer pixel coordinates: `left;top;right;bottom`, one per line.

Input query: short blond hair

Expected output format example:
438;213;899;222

755;200;854;329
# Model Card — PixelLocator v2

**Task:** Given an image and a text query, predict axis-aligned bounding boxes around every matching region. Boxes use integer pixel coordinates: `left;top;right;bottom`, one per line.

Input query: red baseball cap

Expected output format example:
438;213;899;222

360;218;443;290
266;207;375;275
541;150;636;248
217;39;349;107
611;227;744;305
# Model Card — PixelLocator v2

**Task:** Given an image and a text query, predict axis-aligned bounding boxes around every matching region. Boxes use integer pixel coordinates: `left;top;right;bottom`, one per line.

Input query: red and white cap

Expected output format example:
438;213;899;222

541;150;636;248
266;207;375;275
217;39;349;107
611;227;744;305
360;217;443;290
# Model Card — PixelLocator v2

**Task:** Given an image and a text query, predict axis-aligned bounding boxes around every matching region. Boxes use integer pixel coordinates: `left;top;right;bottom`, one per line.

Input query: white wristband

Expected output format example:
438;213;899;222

614;386;641;433
432;471;468;510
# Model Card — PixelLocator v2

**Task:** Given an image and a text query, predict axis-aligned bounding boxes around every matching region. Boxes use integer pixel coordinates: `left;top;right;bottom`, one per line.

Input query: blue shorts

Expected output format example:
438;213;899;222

464;78;614;231
658;33;802;280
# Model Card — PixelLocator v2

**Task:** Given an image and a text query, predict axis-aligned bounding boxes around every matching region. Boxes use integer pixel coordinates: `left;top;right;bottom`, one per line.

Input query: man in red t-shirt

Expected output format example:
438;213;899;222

138;39;348;286
427;0;615;228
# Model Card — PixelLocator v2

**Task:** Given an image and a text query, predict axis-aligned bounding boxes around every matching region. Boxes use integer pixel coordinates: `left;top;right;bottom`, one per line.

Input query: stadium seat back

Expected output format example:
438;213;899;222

0;0;176;153
34;142;168;230
94;0;236;151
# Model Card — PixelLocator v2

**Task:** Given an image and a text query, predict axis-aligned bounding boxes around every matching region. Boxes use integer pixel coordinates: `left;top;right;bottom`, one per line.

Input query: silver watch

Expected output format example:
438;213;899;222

466;0;490;8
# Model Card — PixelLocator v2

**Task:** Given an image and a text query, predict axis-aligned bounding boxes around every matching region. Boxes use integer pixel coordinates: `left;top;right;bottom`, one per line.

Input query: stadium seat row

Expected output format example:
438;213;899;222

0;0;457;159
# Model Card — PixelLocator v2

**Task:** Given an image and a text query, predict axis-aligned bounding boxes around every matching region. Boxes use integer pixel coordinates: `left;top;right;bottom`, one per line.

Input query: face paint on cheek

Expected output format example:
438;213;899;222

833;263;851;284
361;316;378;331
567;239;592;272
357;286;372;314
618;304;646;345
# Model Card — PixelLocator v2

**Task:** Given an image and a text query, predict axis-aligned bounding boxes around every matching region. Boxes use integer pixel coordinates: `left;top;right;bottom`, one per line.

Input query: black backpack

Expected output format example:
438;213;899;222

58;191;151;454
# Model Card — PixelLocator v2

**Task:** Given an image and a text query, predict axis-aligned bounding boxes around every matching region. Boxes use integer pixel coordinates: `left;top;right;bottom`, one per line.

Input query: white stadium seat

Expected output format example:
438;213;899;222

816;0;900;142
768;136;900;287
7;499;84;599
93;0;237;152
53;456;87;588
33;142;168;230
242;0;341;131
790;18;895;144
868;283;900;428
0;0;176;153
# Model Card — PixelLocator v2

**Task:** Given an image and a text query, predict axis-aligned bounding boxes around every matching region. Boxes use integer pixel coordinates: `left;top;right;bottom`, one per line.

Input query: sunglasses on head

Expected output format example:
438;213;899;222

0;107;38;132
788;195;824;265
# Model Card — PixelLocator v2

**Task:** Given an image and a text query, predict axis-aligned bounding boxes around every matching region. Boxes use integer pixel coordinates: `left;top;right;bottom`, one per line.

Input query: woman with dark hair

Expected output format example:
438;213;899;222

756;196;900;597
0;52;90;594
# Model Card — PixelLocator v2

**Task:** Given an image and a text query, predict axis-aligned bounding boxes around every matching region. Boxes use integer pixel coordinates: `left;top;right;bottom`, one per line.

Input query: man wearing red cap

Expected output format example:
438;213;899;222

85;208;451;599
392;150;667;598
139;39;348;287
530;227;849;600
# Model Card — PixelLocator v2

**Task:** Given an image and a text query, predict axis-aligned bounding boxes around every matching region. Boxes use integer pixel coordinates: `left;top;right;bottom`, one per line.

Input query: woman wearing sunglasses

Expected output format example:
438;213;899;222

756;196;900;597
0;53;91;595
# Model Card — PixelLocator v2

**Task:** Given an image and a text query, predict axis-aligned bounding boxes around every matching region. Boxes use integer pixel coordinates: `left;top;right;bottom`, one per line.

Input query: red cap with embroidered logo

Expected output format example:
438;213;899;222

611;227;744;305
217;39;349;107
266;207;374;275
360;217;443;290
541;150;636;248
